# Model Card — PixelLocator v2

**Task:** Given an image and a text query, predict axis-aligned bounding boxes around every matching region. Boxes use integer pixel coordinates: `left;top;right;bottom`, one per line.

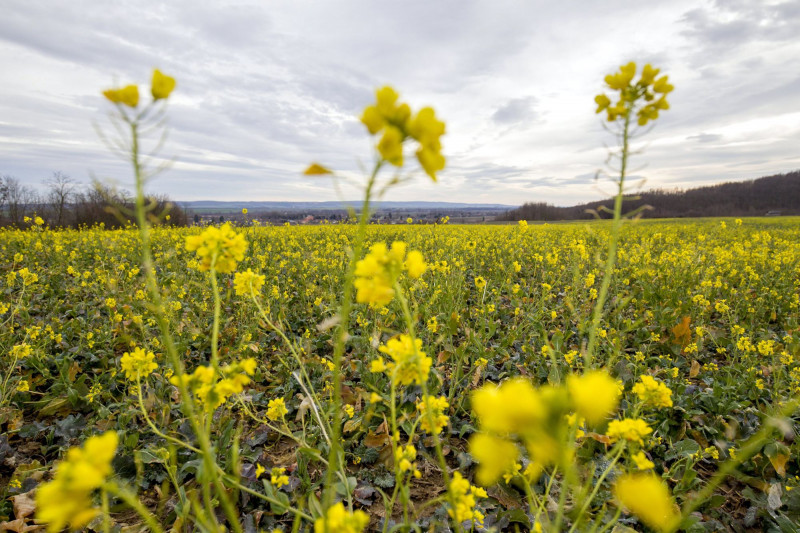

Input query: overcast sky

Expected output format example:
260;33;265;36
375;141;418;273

1;0;799;206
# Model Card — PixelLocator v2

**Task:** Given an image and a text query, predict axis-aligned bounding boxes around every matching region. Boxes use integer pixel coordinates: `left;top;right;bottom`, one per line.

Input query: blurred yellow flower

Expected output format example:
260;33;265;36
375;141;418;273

304;162;333;175
472;378;545;434
35;432;118;533
469;433;519;486
614;473;679;531
234;268;266;296
103;84;139;108
151;69;176;100
567;370;620;425
314;502;368;533
607;418;652;445
360;86;445;180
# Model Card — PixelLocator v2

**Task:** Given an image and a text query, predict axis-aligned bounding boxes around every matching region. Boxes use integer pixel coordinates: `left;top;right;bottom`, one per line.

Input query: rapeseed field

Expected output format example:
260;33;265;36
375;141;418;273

2;65;800;532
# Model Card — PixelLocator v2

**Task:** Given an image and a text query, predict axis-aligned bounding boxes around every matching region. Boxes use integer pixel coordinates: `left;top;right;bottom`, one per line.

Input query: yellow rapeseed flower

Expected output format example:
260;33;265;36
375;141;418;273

607;418;652;445
377;334;431;386
469;433;519;486
185;223;247;274
417;395;449;435
234;268;266;296
632;451;655;470
354;241;426;307
614;473;680;531
35;432;119;533
120;346;158;381
304;162;333;175
448;472;487;526
267;398;288;421
472;378;547;435
151;69;176;100
314;502;369;533
103;85;139;108
271;467;289;488
360;86;445;180
566;370;620;425
632;375;673;409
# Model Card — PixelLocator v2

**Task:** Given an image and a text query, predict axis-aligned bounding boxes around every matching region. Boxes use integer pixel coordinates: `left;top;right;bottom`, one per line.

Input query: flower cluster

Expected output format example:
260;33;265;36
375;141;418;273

394;444;422;478
185;223;248;274
266;397;288;421
10;343;32;359
120;346;158;381
234;268;266;296
632;375;673;408
354;241;426;307
594;62;673;125
35;432;118;532
606;418;652;445
271;467;289;489
447;471;488;526
566;370;621;424
313;502;369;533
470;371;621;486
614;473;679;532
170;358;256;411
417;395;449;435
361;86;446;180
370;334;431;386
103;69;176;108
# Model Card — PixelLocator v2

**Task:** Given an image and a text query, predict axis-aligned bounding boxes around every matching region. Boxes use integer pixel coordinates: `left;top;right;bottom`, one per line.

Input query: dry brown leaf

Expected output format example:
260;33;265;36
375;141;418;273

769;453;789;477
12;492;35;519
587;432;612;445
689;360;701;378
472;365;483;387
68;361;80;382
671;316;692;346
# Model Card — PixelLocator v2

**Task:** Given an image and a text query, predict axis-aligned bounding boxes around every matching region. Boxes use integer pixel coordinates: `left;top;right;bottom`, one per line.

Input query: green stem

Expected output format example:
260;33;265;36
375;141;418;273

129;118;240;533
670;397;800;531
104;481;165;533
585;111;631;368
135;375;202;454
394;286;461;533
323;159;384;511
568;444;624;532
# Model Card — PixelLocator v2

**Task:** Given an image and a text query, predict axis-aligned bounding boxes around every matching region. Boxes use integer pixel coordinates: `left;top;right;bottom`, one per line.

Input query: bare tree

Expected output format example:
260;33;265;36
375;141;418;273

44;171;76;227
2;176;38;226
0;175;9;217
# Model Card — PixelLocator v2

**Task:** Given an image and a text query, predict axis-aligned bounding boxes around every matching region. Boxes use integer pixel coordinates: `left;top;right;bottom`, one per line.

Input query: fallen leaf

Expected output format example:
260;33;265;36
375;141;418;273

587;432;612;445
768;483;783;510
12;492;35;519
671;316;692;346
769;453;790;477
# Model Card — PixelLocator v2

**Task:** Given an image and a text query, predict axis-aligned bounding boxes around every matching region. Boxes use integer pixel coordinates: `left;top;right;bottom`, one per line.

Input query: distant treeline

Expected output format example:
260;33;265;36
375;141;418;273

498;171;800;221
0;172;187;228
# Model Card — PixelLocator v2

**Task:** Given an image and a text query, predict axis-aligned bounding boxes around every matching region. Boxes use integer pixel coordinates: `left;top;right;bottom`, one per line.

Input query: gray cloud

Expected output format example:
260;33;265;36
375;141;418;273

0;0;798;205
687;133;723;143
491;97;539;126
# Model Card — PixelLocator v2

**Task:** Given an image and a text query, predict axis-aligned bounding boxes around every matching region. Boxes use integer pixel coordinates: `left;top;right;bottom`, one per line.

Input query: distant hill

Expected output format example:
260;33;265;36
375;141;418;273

498;170;800;221
180;200;514;211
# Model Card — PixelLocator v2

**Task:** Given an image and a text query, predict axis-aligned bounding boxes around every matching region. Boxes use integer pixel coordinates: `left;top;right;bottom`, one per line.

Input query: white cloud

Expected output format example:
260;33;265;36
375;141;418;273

0;0;798;206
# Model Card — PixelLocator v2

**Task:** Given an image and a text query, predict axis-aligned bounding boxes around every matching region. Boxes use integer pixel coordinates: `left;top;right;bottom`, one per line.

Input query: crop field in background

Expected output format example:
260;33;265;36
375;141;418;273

3;217;800;531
